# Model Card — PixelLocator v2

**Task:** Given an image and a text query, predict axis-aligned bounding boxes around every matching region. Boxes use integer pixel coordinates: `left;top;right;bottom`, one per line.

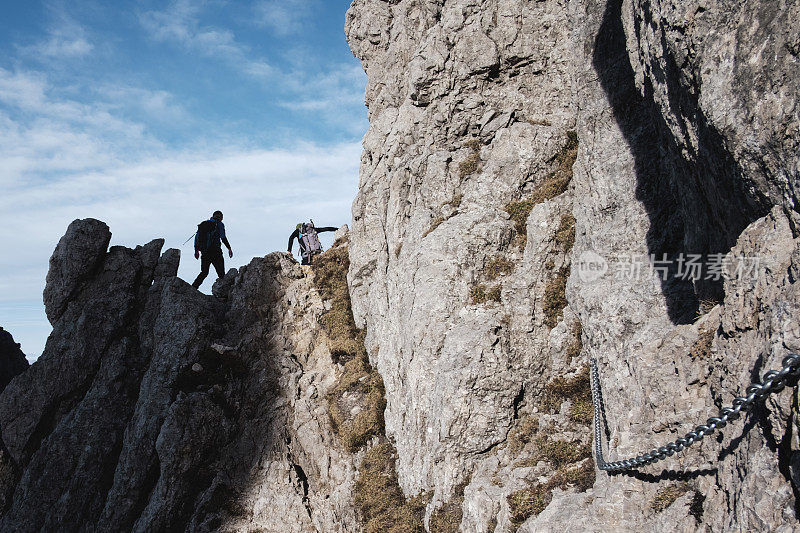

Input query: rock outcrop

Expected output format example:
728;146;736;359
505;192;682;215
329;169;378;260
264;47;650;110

0;0;798;531
346;0;799;531
0;219;359;532
0;328;28;393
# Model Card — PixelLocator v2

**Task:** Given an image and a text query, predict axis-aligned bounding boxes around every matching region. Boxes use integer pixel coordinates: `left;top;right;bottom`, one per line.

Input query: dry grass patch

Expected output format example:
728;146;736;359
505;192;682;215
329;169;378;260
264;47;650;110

459;139;482;178
690;327;714;359
314;243;386;452
326;355;386;452
486;256;515;280
565;321;583;364
543;267;569;328
695;297;722;319
540;366;592;424
313;245;367;364
429;478;469;533
470;284;502;304
554;213;576;252
355;442;428;533
445;193;463;210
649;483;691;513
508;416;539;455
504;131;578;245
532;436;590;468
507;459;594;524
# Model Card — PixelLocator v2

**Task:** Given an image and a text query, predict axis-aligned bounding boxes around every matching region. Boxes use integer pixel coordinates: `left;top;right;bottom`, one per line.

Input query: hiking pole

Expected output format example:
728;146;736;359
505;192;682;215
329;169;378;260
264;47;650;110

182;233;196;246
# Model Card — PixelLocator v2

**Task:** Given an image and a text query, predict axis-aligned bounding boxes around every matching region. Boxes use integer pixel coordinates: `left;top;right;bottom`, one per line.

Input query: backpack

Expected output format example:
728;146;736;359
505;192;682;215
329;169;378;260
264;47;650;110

196;220;218;252
299;221;322;257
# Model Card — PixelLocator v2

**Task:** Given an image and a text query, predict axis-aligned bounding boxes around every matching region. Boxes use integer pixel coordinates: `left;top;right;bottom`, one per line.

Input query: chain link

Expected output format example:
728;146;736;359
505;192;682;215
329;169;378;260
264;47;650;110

590;353;800;472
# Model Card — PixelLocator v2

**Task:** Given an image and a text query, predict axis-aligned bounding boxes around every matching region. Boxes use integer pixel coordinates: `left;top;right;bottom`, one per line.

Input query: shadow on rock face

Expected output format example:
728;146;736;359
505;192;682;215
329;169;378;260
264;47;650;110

591;0;769;324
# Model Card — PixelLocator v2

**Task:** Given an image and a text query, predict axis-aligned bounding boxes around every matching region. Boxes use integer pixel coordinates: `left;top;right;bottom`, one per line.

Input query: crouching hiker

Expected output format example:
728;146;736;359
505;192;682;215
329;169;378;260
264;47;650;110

288;221;337;265
192;210;233;289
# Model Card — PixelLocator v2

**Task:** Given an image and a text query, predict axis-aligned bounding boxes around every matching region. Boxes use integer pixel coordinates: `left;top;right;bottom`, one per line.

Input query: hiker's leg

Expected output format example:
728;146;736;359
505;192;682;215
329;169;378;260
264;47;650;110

211;251;225;279
192;253;211;288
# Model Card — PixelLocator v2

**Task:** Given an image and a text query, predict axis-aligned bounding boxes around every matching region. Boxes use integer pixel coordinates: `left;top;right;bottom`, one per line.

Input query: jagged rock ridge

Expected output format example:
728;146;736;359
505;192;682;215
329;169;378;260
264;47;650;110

0;219;359;532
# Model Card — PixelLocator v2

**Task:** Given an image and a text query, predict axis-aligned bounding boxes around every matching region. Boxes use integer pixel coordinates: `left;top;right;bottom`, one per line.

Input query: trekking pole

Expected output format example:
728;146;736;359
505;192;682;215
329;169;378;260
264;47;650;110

182;233;196;246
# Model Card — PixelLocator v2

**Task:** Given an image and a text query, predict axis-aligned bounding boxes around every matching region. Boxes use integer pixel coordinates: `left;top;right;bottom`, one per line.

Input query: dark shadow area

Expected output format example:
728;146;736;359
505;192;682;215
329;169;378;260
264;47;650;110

612;467;717;482
592;0;770;324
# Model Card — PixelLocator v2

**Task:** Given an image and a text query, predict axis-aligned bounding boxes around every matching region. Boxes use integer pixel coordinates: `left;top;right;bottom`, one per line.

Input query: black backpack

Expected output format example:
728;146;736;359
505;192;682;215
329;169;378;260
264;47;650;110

196;220;218;252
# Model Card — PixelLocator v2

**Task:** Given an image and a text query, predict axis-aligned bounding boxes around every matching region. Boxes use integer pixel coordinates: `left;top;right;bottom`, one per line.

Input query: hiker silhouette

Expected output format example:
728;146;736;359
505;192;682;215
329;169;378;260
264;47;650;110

192;210;233;289
288;221;337;265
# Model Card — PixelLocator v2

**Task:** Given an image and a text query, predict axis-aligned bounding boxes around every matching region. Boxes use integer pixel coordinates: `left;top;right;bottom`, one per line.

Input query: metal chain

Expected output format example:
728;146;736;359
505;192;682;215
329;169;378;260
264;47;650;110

590;353;800;472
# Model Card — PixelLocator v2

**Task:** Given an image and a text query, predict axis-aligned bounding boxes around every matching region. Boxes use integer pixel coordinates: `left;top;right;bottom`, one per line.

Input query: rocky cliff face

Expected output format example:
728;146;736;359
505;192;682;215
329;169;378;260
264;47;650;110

0;219;361;532
346;0;799;531
0;1;797;531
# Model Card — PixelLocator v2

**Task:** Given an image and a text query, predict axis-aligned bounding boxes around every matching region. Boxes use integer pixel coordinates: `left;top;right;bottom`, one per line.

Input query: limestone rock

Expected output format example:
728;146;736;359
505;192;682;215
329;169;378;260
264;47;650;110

346;0;800;531
0;0;798;530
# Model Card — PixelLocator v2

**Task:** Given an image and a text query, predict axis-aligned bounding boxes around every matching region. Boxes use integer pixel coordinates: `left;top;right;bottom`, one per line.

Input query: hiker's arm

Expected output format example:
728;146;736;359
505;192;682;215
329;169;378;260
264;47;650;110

317;227;338;232
194;232;199;259
288;229;299;253
218;223;232;257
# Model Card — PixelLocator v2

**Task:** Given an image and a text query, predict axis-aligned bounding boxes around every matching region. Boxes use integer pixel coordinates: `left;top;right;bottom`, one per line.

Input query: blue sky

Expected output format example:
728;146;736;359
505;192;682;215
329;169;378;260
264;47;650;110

0;0;367;361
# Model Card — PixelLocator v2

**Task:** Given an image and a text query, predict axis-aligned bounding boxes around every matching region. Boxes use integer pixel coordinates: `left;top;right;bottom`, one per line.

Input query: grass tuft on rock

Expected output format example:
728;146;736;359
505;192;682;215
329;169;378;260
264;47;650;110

429;478;469;533
314;242;385;452
507;459;594;524
445;194;463;210
543;267;569;328
504;131;578;245
326;355;386;452
565;321;583;364
486;256;515;280
470;284;502;304
540;366;592;424
690;327;714;359
459;139;482;178
355;442;428;533
554;213;576;252
508;416;540;455
313;245;367;364
533;436;591;468
649;483;691;513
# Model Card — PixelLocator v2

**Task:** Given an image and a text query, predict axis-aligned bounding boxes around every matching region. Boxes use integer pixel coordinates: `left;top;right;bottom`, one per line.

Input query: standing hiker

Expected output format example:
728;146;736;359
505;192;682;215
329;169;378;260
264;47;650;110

288;221;337;265
192;210;233;289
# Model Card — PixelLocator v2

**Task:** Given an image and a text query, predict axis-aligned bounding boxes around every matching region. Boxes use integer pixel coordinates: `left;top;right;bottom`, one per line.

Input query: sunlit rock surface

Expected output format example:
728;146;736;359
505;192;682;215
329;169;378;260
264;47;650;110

0;0;798;530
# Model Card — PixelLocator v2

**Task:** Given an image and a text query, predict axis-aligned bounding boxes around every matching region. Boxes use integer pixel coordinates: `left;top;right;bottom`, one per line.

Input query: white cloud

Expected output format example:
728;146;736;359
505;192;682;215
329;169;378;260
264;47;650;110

31;36;93;58
253;0;314;36
17;3;94;60
0;141;361;361
0;1;367;362
140;0;275;80
0;61;362;362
